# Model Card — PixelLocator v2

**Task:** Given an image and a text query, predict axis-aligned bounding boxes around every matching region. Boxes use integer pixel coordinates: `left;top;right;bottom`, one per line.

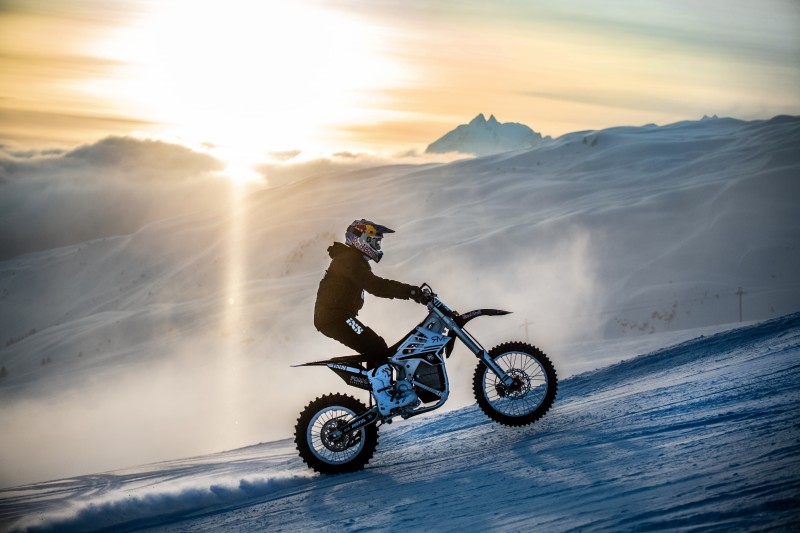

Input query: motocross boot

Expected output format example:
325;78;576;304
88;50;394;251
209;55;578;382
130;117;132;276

369;364;418;416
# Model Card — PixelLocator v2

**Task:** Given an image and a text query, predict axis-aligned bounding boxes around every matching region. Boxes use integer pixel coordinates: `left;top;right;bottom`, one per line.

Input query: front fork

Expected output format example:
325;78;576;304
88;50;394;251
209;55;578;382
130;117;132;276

479;351;515;386
446;317;516;387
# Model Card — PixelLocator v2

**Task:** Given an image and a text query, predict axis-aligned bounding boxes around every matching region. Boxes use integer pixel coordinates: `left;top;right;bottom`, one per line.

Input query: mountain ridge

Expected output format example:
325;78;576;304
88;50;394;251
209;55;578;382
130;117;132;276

426;113;548;156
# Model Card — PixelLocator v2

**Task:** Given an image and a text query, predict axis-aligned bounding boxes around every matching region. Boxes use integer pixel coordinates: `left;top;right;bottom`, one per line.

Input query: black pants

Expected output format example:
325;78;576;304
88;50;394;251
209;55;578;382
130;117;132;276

314;310;388;369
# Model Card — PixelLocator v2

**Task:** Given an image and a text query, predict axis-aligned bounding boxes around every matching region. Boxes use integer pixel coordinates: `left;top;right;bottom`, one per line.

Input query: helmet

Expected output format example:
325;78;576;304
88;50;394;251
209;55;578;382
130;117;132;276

345;219;395;262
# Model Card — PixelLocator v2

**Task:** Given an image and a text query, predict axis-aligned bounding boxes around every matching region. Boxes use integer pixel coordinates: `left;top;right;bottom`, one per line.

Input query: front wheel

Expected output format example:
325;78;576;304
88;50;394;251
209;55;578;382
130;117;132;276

294;393;378;474
473;342;558;426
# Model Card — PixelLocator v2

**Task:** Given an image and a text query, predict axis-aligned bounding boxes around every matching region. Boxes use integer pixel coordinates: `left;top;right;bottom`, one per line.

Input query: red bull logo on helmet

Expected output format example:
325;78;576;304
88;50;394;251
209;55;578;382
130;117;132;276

353;223;377;237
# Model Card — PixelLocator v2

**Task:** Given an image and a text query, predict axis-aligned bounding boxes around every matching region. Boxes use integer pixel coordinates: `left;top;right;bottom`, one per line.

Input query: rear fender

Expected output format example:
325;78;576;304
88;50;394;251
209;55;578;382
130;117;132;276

329;364;372;391
292;359;372;391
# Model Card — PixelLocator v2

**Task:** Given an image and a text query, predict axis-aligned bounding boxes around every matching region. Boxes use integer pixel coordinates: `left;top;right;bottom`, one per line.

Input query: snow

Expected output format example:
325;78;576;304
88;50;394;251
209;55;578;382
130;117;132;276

1;313;798;532
0;114;799;524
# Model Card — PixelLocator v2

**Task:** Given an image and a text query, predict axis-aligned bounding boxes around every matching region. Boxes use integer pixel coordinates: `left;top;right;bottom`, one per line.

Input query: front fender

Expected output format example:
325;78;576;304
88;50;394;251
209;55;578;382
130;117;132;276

453;308;512;328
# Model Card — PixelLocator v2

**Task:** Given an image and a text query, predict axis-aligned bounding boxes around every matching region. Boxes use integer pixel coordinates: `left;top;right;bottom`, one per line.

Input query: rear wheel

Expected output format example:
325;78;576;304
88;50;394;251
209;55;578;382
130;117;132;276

473;342;557;426
294;393;378;474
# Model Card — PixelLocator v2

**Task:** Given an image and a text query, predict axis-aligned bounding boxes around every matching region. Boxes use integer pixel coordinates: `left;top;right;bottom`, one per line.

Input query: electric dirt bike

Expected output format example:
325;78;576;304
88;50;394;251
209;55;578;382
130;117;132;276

294;284;558;474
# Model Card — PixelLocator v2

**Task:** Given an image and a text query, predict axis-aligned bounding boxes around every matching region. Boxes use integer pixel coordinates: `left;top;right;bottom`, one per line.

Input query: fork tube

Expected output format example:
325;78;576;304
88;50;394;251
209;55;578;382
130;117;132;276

480;353;515;386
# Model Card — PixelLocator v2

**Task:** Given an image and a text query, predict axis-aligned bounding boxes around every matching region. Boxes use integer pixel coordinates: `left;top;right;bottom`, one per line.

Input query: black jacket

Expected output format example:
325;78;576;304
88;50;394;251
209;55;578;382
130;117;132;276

315;242;415;322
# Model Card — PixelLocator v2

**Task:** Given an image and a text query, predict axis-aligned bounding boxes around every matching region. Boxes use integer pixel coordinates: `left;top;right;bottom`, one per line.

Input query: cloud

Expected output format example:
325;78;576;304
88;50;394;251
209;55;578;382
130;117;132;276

62;137;223;181
0;107;154;145
255;149;463;188
1;136;222;181
0;136;226;260
267;149;302;161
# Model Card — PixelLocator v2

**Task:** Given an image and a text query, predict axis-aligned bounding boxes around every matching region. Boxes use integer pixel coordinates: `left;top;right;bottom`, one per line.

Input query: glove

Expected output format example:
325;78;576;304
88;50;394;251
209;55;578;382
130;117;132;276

410;286;432;305
410;287;422;303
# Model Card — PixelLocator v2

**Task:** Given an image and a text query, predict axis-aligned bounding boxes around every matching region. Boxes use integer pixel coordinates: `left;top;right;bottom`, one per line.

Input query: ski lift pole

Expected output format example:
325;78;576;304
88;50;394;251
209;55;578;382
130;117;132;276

736;287;745;322
521;319;533;342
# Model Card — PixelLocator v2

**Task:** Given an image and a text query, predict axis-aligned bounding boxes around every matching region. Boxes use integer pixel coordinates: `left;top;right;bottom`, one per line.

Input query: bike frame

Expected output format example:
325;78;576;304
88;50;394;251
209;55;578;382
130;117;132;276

305;286;515;437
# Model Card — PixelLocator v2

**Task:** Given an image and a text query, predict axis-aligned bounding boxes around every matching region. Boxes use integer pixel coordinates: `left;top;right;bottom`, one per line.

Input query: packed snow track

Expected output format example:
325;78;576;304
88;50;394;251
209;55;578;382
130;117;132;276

1;314;798;532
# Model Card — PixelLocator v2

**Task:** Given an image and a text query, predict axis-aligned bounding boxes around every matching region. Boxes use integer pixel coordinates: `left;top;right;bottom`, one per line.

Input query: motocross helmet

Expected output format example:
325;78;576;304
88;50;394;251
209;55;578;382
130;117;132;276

345;219;394;262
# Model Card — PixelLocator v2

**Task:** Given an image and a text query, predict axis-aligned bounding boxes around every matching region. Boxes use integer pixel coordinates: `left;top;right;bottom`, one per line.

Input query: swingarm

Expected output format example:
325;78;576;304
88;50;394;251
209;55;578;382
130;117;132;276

329;407;380;440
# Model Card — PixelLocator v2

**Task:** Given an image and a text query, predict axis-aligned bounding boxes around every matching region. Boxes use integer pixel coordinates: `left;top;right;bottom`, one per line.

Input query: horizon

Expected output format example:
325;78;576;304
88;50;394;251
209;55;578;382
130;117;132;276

2;0;799;180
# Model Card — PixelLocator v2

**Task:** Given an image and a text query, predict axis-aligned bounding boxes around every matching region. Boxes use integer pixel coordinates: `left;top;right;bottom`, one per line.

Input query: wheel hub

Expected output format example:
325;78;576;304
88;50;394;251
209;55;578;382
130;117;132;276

320;419;359;452
496;370;531;399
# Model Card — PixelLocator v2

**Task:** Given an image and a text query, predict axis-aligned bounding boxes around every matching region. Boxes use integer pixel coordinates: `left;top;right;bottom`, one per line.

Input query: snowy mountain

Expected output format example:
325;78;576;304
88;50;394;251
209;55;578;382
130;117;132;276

425;113;546;156
1;313;798;532
0;114;799;502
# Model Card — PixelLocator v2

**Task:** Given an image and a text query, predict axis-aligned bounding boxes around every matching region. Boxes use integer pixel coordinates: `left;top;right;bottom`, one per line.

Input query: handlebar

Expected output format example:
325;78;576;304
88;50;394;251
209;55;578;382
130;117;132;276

419;282;433;296
418;283;456;317
417;283;434;305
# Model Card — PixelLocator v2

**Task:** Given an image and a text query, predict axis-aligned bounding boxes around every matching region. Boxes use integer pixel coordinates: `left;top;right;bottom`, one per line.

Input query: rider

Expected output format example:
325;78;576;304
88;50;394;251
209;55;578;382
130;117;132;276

314;219;423;415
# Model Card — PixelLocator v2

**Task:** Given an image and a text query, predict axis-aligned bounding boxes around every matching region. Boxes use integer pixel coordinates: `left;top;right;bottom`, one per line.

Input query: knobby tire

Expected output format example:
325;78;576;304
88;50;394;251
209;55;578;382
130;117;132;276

473;342;558;426
294;393;378;474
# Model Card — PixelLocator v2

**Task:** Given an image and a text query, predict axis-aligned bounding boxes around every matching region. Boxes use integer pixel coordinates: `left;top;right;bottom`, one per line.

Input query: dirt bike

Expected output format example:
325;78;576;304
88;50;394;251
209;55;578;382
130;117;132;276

294;284;558;474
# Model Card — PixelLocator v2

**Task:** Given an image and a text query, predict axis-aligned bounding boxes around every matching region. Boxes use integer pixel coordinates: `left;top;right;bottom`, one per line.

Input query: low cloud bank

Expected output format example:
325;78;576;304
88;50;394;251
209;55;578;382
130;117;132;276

255;148;466;188
0;137;464;260
0;137;226;260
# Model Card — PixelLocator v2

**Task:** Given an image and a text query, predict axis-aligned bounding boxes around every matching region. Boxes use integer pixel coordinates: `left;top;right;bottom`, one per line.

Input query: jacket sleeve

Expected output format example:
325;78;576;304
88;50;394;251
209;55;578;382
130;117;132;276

338;259;415;300
362;270;417;300
334;250;416;300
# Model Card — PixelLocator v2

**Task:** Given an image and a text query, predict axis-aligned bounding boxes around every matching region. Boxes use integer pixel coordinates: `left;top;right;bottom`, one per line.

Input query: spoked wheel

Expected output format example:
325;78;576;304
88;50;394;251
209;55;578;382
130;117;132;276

294;393;378;474
473;342;558;426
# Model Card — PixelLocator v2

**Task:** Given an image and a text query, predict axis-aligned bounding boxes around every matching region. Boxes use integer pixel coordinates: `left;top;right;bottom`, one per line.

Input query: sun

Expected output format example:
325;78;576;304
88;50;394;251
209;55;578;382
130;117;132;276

93;0;404;179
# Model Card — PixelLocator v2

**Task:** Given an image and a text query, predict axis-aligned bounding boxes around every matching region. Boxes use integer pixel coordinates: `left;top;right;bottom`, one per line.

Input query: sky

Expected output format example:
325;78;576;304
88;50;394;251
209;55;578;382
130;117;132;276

1;0;799;169
1;0;799;488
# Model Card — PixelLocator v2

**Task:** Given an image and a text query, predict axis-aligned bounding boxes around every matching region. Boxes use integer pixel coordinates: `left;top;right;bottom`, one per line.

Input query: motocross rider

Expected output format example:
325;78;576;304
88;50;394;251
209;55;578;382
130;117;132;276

314;219;424;415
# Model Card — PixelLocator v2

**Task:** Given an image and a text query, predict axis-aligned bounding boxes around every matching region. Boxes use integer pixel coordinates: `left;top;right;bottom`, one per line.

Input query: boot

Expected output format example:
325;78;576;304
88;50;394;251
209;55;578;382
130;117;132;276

368;364;418;416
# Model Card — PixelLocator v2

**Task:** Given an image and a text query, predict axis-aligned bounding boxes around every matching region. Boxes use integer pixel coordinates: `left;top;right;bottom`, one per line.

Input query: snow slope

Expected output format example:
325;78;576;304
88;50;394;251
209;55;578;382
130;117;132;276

1;313;798;532
0;114;798;492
